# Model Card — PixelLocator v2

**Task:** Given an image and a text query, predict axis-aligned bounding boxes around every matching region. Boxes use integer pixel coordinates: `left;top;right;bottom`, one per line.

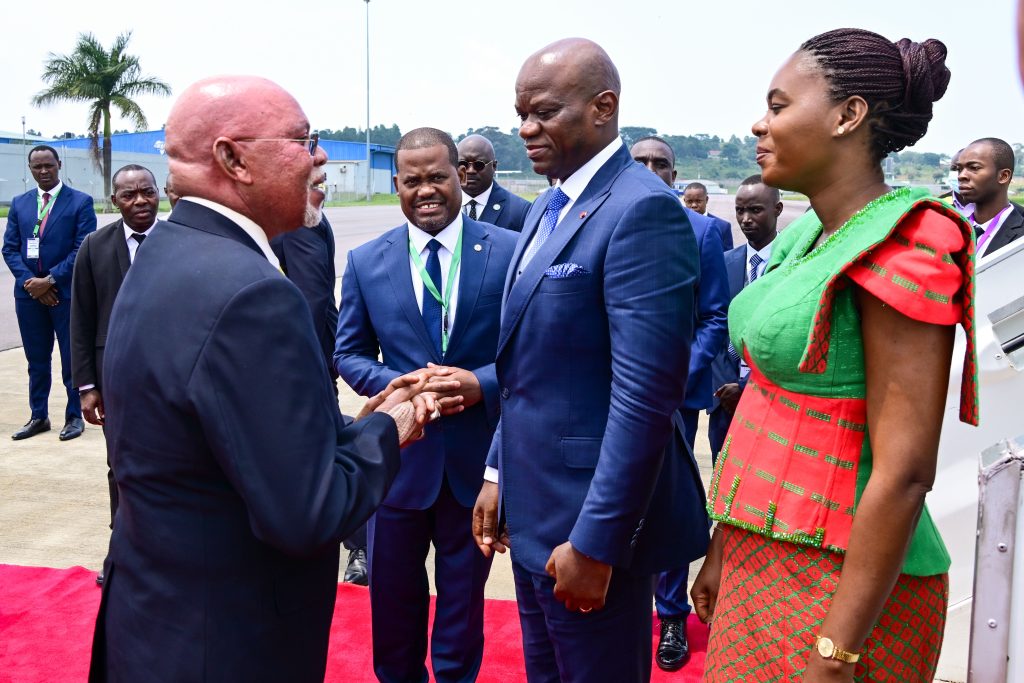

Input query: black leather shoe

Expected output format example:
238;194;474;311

96;572;104;586
343;548;368;586
656;617;690;672
59;417;85;441
12;417;50;440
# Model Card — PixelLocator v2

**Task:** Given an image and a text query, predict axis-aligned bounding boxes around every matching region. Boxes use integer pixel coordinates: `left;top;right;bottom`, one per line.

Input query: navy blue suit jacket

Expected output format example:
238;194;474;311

89;200;401;682
487;145;709;576
477;181;532;232
707;212;734;251
681;208;729;411
3;185;96;299
709;245;748;411
334;217;517;510
270;216;339;379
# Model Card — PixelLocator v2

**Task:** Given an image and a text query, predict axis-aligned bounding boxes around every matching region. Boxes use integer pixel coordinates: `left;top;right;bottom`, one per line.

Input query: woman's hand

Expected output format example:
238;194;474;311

691;527;725;624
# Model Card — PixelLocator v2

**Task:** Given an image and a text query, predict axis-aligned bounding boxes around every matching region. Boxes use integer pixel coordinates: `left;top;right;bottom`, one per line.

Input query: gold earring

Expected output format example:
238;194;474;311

837;126;846;135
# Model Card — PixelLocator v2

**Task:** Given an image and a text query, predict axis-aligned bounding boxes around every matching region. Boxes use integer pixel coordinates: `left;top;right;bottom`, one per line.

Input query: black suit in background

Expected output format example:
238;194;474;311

70;218;139;526
270;216;339;381
88;200;402;682
980;203;1024;257
269;217;367;553
475;181;532;232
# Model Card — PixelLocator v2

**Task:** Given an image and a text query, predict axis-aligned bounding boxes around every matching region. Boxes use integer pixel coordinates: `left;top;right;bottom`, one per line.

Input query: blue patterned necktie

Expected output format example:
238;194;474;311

521;187;570;268
728;253;765;364
421;239;444;355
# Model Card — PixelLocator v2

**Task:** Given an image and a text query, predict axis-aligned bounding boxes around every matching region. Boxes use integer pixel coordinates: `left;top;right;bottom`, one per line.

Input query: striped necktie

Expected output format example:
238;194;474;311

728;253;766;364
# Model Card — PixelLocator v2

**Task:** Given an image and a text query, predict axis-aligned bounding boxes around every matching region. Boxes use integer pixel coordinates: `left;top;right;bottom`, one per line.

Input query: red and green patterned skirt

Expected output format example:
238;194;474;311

703;525;948;682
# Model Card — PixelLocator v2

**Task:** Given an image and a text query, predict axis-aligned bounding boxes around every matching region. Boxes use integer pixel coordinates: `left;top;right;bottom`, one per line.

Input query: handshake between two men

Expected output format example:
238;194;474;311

355;362;483;448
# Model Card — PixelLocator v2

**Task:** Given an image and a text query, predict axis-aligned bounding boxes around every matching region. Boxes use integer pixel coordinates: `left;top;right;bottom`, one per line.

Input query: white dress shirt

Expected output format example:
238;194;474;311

124;221;158;263
462;183;493;218
408;213;464;327
975;203;1013;258
517;137;623;276
37;180;64;201
180;196;281;270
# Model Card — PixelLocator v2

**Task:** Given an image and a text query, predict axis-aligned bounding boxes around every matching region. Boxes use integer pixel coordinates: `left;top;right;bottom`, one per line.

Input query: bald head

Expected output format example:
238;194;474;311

165;75;326;236
519;38;621;99
515;38;621;181
457;135;497;197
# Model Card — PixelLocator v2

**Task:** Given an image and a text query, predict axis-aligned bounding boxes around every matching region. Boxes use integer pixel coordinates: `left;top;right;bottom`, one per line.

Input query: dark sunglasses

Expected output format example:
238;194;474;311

458;159;496;172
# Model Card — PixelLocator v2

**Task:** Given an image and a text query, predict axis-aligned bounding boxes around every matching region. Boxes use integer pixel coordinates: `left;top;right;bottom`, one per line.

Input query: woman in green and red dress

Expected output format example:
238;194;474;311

692;28;978;683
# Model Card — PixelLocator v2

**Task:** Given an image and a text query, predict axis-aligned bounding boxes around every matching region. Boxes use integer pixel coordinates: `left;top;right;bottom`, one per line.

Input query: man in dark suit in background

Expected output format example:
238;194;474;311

682;181;734;251
270;215;370;586
457;134;532;232
71;163;160;583
473;39;708;683
709;175;782;459
3;145;95;441
630;136;729;671
88;76;442;683
958;137;1023;257
335;128;517;683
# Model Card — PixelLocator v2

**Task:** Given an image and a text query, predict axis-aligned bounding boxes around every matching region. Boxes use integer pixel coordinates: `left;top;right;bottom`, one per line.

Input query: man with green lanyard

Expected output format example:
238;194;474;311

2;145;96;440
334;127;518;683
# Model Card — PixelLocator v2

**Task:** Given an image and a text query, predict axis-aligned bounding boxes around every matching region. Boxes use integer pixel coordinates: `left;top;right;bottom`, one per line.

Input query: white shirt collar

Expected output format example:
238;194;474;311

463;183;492;209
123;219;158;241
408;212;464;255
556;138;624;202
180;196;280;269
746;241;773;264
37;181;63;198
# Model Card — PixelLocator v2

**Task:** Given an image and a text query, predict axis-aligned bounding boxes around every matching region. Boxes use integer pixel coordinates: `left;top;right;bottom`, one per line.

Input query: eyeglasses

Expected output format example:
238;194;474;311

236;132;319;156
458;159;496;172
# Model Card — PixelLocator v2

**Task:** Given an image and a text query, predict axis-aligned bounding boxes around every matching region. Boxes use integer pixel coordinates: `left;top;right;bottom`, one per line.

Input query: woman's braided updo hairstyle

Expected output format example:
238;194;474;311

799;28;950;161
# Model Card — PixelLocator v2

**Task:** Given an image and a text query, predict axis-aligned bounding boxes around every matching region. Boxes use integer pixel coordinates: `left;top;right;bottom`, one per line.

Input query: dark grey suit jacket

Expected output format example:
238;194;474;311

980;203;1024;257
71;219;135;390
476;181;532;232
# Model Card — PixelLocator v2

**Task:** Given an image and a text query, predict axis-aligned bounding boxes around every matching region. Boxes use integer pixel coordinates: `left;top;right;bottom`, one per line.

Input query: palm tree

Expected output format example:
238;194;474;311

32;32;171;205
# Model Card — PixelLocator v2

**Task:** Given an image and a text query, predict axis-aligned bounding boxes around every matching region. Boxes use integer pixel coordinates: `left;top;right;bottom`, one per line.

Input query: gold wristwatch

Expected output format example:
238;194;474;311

815;636;860;663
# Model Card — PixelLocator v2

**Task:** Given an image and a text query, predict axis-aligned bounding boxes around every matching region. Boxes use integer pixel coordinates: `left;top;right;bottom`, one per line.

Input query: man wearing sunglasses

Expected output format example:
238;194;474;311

457;134;532;232
88;76;439;682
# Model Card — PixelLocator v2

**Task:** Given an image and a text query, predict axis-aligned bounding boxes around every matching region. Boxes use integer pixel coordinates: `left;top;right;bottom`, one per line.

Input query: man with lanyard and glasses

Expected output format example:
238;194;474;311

334;127;517;683
3;145;95;441
957;137;1024;258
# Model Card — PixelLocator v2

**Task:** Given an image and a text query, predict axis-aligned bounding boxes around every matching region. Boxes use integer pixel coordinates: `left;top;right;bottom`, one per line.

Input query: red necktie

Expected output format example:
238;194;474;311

39;193;52;235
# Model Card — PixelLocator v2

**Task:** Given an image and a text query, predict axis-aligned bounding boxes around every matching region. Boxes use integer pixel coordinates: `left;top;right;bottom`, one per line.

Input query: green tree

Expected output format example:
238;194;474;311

32;31;170;203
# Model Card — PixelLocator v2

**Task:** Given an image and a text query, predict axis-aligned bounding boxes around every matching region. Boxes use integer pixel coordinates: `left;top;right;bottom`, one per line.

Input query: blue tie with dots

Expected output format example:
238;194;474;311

521;187;570;268
422;239;444;355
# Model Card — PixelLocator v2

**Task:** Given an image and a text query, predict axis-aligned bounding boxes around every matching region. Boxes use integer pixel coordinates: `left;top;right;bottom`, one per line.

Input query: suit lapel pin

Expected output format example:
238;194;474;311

473;244;482;252
492;204;501;211
579;211;587;219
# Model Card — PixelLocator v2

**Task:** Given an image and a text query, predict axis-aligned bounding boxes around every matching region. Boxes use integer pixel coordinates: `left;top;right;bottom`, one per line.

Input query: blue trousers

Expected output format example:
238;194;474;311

707;406;732;464
513;559;655;683
15;297;80;420
654;408;700;619
367;478;492;683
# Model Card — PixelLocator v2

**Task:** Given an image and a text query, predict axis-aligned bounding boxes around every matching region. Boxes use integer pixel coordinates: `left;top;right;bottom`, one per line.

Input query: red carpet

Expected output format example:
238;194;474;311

0;564;707;682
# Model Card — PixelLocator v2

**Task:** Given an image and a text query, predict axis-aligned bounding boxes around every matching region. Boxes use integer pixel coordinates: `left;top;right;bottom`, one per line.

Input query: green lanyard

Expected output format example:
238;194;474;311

409;229;463;353
33;188;61;237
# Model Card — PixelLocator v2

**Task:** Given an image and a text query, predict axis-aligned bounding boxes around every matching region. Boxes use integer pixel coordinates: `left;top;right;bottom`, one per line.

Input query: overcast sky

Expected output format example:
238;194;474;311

2;0;1021;156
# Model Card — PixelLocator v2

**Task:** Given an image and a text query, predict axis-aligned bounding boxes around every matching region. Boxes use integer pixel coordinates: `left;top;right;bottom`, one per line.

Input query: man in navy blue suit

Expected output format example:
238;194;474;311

88;76;441;683
682;182;734;251
457;134;532;232
335;127;517;683
472;39;708;683
709;175;782;457
3;145;95;441
630;136;729;671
